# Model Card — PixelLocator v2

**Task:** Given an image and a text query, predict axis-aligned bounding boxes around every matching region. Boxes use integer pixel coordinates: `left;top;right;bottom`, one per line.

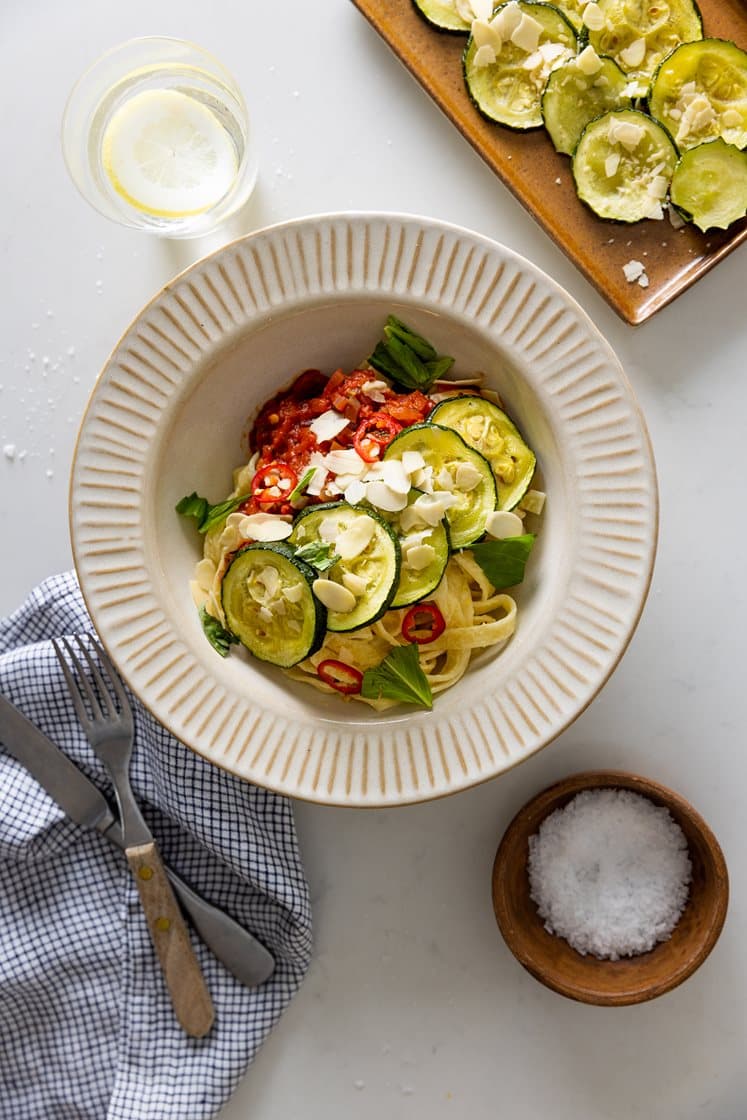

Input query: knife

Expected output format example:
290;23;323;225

0;693;275;988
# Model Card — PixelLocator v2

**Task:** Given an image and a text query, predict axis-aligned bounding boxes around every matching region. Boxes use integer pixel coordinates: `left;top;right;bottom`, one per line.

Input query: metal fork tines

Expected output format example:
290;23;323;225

53;634;215;1038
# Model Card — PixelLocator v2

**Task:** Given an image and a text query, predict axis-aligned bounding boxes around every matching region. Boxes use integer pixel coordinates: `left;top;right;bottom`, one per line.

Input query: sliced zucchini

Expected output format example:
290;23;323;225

412;0;471;32
670;138;747;230
383;423;497;548
587;0;703;98
572;108;677;221
542;52;631;154
429;395;536;510
463;1;577;130
386;491;451;608
221;543;325;668
289;503;400;632
649;39;747;152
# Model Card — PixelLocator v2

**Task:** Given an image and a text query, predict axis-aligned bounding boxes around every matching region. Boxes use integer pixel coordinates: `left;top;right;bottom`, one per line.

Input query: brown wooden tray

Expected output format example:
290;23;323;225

350;0;747;324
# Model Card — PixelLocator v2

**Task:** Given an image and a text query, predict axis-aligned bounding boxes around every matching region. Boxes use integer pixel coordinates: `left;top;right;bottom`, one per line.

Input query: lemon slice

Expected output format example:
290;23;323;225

101;88;238;218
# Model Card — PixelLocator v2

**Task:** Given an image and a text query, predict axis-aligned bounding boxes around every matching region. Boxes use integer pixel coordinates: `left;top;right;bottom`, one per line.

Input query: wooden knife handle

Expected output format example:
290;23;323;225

126;840;215;1038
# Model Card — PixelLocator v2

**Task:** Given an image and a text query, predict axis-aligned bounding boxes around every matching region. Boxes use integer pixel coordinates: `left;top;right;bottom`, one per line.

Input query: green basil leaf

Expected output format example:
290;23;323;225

176;491;244;533
385;315;438;360
294;540;337;572
383;333;430;388
361;643;433;709
199;606;238;657
368;340;407;383
289;466;316;504
470;534;536;589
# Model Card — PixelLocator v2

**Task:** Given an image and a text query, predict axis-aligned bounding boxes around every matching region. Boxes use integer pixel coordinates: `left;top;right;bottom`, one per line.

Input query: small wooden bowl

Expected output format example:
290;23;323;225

492;771;729;1006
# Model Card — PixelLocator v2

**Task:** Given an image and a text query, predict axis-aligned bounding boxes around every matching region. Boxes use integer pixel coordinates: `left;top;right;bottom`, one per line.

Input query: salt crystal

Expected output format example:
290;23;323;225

67;346;76;357
45;468;54;479
3;444;16;461
528;788;691;960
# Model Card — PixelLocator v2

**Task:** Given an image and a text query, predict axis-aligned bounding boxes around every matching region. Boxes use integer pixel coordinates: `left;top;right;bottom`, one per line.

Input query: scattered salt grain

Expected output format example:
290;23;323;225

3;444;16;461
528;788;691;960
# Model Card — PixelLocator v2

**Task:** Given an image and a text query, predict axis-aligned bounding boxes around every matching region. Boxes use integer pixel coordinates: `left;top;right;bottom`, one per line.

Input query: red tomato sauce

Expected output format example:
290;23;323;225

241;368;432;515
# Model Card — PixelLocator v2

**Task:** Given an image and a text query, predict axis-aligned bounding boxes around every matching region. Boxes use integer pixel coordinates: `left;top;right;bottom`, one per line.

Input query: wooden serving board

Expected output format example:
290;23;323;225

350;0;747;324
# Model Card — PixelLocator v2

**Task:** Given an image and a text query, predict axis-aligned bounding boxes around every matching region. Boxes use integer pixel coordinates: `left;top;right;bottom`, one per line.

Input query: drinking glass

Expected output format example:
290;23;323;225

62;37;258;238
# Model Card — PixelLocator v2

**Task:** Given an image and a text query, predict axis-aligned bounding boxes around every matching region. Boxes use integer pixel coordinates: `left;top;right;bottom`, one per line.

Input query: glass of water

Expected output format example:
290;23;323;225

62;37;258;238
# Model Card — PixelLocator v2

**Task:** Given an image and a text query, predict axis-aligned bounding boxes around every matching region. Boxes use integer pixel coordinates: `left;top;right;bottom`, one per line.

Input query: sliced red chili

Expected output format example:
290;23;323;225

251;462;299;504
401;602;446;645
317;659;364;695
353;414;402;462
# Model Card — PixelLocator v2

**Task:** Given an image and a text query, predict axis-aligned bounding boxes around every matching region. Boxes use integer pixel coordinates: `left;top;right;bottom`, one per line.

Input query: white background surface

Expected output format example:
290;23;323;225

1;2;745;1117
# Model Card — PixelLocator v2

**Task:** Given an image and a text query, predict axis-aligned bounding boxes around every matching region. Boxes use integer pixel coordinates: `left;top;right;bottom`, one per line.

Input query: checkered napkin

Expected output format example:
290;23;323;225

0;572;313;1120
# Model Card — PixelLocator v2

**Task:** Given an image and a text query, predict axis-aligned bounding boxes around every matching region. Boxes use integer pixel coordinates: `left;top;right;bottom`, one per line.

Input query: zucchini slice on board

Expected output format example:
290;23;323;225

412;0;471;32
649;39;747;153
542;52;631;155
463;1;577;129
384;423;497;548
670;138;747;230
429;396;536;511
572;108;677;222
289;503;400;632
587;0;703;98
387;492;451;609
221;543;325;668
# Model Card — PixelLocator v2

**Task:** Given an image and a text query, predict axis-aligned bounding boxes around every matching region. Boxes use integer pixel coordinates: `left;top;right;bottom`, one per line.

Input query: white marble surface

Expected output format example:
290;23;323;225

2;1;745;1116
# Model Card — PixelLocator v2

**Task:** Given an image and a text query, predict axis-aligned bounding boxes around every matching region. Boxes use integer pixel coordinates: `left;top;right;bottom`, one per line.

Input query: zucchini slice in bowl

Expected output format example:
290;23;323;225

572;108;677;222
587;0;703;98
221;543;326;667
463;1;577;129
649;39;747;153
429;396;536;510
670;138;747;230
289;503;400;632
542;51;631;155
384;422;497;548
386;491;451;609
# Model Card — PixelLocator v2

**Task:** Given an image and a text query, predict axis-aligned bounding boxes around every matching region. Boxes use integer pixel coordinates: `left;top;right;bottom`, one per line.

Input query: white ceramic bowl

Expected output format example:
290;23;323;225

70;213;658;806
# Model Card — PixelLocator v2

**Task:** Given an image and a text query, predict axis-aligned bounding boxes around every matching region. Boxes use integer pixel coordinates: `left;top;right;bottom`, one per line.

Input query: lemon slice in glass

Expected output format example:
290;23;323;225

101;88;238;218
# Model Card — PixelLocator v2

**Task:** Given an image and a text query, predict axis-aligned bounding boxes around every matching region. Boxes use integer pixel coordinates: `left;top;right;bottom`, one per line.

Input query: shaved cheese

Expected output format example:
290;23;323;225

365;480;409;512
412;465;434;492
455;462;483;491
473;43;497;68
360;380;389;404
404;544;437;571
581;2;605;30
622;259;645;282
317;516;340;543
344;478;367;505
257;565;280;596
491;1;522;40
401;449;426;475
519;489;546;515
607;117;644;151
648;175;669;200
309;409;350;444
472;17;503;50
411;491;459;526
321;448;367;476
576;44;603;75
312;579;356;613
436;466;455;491
342;571;368;596
335;517;376;561
378;459;411;495
305;465;328;496
485;510;524;538
620;38;646;68
605;152;621;178
511;12;543;53
237;513;293;542
282;583;305;604
722;108;742;129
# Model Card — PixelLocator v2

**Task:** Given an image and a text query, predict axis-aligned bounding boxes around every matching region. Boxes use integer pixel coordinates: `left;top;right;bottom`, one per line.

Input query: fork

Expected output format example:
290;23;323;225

53;635;215;1038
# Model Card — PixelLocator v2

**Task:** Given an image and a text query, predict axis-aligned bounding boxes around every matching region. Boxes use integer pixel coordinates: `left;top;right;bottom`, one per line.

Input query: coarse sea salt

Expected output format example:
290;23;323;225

528;788;691;960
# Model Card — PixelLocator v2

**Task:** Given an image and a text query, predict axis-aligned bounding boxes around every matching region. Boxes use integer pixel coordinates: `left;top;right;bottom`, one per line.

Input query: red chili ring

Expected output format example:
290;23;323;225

353;414;402;462
401;602;446;645
317;659;364;695
251;461;299;504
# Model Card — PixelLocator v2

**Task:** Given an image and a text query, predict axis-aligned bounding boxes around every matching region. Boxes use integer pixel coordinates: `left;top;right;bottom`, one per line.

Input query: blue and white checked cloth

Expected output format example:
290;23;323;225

0;572;313;1120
